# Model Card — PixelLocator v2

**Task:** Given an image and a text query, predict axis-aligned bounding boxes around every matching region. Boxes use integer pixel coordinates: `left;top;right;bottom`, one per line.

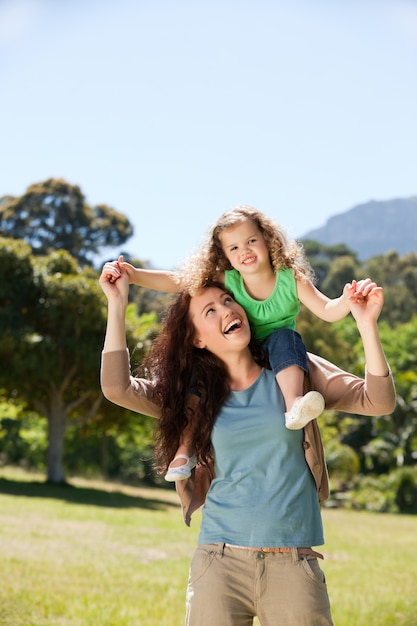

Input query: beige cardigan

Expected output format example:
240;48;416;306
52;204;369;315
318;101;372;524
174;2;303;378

101;349;396;526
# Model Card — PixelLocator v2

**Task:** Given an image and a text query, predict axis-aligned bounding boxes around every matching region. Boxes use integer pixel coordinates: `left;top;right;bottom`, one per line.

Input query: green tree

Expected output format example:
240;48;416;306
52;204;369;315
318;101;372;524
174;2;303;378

0;237;40;349
331;316;417;477
379;317;417;467
0;240;158;482
302;240;359;287
321;255;362;299
296;308;353;370
364;251;417;325
0;178;134;266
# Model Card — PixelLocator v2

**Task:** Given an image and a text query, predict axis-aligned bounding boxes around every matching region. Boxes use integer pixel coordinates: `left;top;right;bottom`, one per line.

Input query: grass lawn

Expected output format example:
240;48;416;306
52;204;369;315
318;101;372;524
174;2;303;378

0;466;416;625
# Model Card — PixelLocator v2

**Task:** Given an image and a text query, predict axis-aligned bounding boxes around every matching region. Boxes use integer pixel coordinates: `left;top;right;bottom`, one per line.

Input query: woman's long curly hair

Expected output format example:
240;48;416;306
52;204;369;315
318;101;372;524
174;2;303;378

179;205;315;295
137;283;269;473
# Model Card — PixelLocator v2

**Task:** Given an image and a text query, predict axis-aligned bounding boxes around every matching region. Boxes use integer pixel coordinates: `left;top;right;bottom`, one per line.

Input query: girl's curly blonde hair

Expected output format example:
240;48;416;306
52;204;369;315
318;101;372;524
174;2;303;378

179;205;315;294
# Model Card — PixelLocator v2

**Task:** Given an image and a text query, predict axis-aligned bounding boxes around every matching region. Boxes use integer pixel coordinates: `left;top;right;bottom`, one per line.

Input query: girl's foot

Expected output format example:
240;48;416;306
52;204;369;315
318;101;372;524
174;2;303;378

164;454;198;482
285;391;325;430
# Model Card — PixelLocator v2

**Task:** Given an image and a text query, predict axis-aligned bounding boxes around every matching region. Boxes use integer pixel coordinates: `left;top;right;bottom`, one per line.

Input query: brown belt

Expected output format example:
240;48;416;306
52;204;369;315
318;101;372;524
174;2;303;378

224;544;324;559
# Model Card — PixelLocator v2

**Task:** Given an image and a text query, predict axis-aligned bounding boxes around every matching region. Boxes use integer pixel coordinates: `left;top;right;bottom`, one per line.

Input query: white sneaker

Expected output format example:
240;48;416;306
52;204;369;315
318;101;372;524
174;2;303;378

164;454;197;482
285;391;325;430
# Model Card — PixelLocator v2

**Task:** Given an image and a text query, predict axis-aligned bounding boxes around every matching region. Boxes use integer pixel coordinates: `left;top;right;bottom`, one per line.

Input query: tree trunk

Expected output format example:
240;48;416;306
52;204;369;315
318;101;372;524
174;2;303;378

101;432;109;480
47;409;67;483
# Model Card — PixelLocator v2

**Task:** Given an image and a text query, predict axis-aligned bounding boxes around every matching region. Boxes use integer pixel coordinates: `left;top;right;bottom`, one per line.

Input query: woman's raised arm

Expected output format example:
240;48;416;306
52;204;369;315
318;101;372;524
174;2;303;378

306;280;396;415
99;263;162;418
99;261;130;353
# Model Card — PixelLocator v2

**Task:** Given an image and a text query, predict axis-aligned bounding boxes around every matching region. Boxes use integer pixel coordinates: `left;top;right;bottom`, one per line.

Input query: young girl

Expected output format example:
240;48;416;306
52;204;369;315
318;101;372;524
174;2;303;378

105;205;355;481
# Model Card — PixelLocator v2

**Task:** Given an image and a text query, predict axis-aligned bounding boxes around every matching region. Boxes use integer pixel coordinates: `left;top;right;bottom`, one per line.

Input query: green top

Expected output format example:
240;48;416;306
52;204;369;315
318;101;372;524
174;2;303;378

224;267;300;341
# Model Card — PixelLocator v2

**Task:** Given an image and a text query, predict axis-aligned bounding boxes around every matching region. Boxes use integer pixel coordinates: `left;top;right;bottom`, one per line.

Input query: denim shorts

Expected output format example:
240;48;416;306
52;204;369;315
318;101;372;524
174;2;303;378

263;328;308;375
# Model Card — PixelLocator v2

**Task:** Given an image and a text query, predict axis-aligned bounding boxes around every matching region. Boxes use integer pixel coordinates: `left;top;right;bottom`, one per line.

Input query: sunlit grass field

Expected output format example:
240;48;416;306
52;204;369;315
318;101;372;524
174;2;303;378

0;466;416;625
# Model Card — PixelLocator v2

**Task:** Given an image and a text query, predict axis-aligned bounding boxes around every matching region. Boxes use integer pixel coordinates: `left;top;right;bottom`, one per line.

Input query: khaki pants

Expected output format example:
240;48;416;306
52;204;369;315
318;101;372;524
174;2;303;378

185;543;333;626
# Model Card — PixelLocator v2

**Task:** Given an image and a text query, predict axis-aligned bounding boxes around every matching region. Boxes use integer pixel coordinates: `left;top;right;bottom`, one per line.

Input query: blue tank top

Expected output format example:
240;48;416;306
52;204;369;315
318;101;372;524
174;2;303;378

198;368;324;547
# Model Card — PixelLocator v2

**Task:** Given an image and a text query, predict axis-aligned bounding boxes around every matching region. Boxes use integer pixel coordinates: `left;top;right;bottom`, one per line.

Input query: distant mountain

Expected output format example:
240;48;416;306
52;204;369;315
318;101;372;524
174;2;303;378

301;197;417;260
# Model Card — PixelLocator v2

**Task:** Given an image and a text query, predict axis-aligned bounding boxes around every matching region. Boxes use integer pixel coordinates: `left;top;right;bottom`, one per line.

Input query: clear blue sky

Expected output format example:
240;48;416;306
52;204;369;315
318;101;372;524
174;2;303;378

1;0;416;268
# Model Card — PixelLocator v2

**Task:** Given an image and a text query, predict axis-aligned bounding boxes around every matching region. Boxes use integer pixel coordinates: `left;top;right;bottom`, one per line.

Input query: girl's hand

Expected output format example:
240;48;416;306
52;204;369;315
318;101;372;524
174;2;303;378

99;257;129;303
100;255;124;284
346;279;384;324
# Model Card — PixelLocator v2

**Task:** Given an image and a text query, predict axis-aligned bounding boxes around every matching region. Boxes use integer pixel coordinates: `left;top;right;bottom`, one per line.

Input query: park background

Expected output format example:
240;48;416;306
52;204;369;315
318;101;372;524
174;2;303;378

1;1;417;624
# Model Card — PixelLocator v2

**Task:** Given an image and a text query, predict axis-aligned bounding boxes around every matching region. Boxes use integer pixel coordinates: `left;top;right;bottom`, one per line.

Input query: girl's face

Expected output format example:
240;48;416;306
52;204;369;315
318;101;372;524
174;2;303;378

189;286;251;357
219;219;270;274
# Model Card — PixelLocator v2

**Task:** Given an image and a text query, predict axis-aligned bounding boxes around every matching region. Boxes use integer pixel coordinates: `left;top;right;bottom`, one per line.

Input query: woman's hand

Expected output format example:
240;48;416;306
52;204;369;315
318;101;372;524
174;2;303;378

99;257;129;305
100;259;130;353
346;279;388;376
347;278;384;325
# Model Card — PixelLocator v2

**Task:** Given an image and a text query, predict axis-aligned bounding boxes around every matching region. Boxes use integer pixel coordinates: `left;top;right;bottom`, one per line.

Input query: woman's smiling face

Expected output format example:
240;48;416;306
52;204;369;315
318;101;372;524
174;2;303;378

189;286;251;356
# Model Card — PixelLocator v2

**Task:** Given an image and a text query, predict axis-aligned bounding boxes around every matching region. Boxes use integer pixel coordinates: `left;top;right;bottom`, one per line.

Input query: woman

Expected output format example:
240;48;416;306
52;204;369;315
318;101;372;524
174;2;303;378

99;267;395;626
